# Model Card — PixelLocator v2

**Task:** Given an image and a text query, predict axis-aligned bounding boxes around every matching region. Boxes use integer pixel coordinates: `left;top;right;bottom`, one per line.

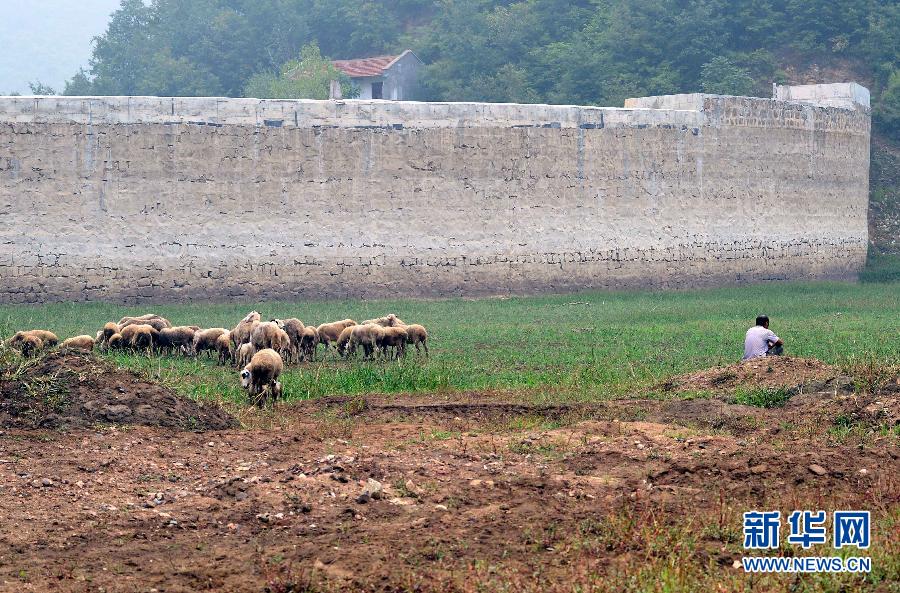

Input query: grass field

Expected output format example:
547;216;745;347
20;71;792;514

1;281;898;405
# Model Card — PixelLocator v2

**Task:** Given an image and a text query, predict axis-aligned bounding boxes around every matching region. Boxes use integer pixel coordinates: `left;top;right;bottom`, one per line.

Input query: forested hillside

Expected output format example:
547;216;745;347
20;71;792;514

62;0;899;268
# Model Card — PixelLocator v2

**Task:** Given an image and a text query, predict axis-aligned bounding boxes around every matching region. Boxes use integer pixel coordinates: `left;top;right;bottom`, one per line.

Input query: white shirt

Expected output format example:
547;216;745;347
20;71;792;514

743;326;780;361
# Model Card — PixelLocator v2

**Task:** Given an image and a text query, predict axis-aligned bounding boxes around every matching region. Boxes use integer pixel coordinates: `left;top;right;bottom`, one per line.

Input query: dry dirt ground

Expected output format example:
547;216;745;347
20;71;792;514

0;355;897;592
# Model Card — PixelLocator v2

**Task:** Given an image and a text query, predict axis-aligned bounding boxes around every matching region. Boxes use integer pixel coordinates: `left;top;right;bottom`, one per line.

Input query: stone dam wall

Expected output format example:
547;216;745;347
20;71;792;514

0;84;871;303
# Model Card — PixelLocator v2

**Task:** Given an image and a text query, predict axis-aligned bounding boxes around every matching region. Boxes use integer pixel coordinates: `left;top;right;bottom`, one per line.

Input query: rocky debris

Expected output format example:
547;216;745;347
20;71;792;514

808;464;828;476
356;478;383;504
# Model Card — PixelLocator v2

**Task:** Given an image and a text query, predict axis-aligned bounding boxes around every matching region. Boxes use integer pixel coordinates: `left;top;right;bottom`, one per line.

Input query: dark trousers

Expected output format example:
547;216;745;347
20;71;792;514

767;343;783;356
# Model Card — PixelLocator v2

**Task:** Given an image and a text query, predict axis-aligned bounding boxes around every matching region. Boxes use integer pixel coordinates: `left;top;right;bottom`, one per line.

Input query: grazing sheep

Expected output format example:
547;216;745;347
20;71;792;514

335;326;355;358
108;333;124;350
231;311;261;351
300;326;320;361
361;314;406;328
216;331;234;365
404;324;429;355
378;326;408;360
316;319;358;352
277;318;306;363
193;328;229;358
120;324;159;351
156;326;196;355
240;348;284;407
250;321;290;355
236;343;256;369
19;334;44;357
119;315;172;331
348;324;385;359
8;330;59;348
98;322;119;346
61;335;95;351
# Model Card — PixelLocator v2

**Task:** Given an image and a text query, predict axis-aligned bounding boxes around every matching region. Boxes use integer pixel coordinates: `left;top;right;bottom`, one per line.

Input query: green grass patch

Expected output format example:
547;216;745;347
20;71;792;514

860;252;900;283
730;387;794;408
0;281;897;404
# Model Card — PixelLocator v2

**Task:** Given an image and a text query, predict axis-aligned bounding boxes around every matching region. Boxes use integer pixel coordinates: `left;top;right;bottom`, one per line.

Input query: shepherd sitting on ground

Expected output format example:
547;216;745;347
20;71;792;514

743;315;784;361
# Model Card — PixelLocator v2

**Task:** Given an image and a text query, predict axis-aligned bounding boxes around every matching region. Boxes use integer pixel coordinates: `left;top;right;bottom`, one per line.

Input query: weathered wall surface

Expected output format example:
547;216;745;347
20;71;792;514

0;88;870;303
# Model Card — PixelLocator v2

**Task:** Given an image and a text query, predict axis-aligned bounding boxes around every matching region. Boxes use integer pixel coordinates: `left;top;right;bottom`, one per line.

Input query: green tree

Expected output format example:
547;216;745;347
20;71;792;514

28;81;57;95
243;43;356;99
700;57;755;96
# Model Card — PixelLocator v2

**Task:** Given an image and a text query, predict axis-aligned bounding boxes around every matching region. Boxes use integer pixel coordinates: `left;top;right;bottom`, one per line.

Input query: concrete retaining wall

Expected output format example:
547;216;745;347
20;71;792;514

0;85;871;303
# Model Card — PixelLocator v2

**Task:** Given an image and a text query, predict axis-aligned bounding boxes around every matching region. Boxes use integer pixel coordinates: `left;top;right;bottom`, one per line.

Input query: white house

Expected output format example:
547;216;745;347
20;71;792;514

331;50;423;100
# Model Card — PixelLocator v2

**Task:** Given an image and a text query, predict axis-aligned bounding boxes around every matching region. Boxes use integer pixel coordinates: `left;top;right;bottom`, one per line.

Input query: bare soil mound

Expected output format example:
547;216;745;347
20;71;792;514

0;351;236;430
657;356;838;394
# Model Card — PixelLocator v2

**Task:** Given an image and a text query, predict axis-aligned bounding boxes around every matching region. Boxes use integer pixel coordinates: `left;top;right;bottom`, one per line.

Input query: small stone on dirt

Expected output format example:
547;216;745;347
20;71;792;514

749;464;768;475
808;464;828;476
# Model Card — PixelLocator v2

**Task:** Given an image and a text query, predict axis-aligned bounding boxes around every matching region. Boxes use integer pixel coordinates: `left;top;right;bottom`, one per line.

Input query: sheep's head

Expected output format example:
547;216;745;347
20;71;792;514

240;368;252;389
271;318;286;330
241;311;261;323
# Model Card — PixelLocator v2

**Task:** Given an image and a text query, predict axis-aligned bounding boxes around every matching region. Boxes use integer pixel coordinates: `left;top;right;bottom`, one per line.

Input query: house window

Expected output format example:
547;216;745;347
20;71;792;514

371;82;383;99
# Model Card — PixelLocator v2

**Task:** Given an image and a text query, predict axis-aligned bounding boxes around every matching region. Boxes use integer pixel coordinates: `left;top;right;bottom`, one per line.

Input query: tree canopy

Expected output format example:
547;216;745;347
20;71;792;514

65;0;900;141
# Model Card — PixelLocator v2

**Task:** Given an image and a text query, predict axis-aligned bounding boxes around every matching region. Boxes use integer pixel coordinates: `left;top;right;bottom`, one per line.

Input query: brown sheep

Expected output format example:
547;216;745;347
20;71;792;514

8;330;59;348
335;326;355;358
240;348;284;407
316;319;358;352
277;318;305;363
119;315;172;331
108;333;125;350
156;326;196;355
98;322;119;346
378;326;408;360
231;311;261;351
120;324;159;350
361;314;406;327
348;324;385;359
236;343;256;369
193;328;229;358
405;324;429;355
19;334;44;357
250;322;290;355
300;326;320;361
61;335;95;351
216;331;234;365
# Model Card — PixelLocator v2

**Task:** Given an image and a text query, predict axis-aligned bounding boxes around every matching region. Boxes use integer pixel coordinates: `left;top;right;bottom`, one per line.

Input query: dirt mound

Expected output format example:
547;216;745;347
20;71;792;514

0;351;236;430
657;356;837;394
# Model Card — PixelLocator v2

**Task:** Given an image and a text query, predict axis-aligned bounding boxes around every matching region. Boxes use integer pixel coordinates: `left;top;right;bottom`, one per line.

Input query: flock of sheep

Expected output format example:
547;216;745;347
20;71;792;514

4;312;429;406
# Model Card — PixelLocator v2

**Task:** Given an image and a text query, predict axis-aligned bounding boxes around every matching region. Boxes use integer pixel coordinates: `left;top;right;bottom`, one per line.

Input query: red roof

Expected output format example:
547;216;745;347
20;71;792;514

332;54;400;78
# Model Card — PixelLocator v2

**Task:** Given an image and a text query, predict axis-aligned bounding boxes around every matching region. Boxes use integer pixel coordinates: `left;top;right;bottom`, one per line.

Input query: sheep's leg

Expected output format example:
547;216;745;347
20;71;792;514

423;340;429;356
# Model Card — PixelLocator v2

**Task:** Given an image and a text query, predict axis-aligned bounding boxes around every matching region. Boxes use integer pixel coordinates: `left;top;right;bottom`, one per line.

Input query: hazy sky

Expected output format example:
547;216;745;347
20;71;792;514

0;0;120;94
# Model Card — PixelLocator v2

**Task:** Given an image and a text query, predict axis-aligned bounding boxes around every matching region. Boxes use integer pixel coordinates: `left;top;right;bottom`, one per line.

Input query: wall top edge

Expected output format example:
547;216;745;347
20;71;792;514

0;88;869;130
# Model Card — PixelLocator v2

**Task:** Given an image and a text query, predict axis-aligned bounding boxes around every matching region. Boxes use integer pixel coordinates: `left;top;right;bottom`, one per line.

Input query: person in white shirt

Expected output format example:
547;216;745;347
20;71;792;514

743;315;784;361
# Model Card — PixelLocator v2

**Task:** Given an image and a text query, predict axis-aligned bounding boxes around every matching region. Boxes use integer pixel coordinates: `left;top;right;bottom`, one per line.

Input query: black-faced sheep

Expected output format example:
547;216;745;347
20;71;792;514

98;322;119;346
250;321;290;355
216;331;234;365
348;324;385;359
236;343;256;369
19;334;44;357
231;311;261;351
316;319;357;352
61;335;95;351
378;326;408;360
300;326;320;361
335;326;355;358
193;328;229;358
404;324;429;355
361;314;406;328
240;348;284;407
156;326;196;355
120;324;159;351
108;333;124;350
